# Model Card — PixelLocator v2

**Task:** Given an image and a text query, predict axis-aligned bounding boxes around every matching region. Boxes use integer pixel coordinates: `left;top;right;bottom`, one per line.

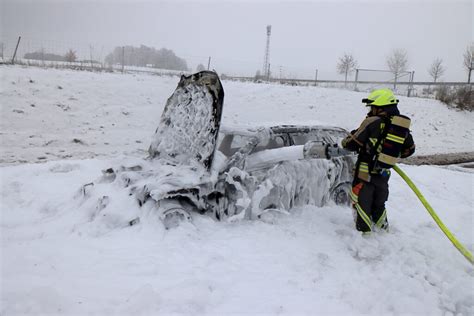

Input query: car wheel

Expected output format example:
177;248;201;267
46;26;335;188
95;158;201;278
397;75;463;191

331;182;352;206
159;198;193;229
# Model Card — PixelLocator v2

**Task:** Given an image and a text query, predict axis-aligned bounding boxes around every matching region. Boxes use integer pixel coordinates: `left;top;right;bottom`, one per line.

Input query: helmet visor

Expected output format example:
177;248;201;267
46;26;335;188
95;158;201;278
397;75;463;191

362;98;374;105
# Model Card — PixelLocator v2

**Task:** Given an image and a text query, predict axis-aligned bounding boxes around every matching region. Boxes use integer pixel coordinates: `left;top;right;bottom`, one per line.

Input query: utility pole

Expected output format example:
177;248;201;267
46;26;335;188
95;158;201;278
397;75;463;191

11;36;21;64
314;69;318;86
262;25;272;80
207;56;211;70
1;42;4;61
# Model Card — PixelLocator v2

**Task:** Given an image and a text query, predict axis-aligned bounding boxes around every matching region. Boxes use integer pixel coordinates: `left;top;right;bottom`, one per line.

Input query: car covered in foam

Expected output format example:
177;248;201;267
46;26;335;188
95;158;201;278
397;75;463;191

83;71;356;228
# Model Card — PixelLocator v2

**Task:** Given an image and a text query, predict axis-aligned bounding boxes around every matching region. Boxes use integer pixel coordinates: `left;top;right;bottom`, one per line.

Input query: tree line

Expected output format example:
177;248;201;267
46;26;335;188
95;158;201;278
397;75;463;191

21;45;188;71
23;49;79;63
104;45;187;71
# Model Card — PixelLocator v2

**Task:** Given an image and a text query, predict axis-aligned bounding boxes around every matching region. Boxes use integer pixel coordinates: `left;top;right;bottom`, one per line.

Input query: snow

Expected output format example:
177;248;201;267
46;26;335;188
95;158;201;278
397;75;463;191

1;66;473;315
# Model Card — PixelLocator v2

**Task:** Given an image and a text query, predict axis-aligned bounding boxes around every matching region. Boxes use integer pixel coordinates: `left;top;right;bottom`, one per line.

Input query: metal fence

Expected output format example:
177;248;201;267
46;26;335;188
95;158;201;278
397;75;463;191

1;35;472;98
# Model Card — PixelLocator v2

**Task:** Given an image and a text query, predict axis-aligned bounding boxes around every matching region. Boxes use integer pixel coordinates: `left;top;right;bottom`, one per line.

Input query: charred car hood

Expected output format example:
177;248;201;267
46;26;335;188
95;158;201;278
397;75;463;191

148;71;224;170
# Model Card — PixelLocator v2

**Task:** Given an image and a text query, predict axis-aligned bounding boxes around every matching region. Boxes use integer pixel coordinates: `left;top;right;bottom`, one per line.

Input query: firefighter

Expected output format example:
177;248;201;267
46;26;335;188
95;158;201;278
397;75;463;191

342;89;415;233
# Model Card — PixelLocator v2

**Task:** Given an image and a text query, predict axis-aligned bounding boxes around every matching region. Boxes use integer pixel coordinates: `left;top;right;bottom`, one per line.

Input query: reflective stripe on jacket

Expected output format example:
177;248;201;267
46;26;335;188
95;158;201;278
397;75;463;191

342;113;415;181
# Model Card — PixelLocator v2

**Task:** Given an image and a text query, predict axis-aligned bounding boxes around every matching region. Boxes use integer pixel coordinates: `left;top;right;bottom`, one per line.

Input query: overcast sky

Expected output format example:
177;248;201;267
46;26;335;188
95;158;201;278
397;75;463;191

1;0;473;81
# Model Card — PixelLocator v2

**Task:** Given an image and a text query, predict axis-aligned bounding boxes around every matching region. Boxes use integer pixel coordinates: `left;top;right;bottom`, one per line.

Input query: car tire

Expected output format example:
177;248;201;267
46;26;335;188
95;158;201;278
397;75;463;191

330;182;352;206
159;198;193;229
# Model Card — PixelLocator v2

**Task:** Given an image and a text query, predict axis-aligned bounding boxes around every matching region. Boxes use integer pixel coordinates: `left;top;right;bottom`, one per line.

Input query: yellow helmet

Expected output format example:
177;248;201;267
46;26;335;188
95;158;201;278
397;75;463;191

362;89;398;107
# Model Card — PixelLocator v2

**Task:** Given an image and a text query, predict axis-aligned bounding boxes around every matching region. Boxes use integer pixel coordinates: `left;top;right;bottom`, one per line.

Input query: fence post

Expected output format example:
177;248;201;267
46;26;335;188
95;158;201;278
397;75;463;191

11;36;21;64
354;69;359;91
89;45;94;70
41;47;45;67
468;62;472;84
121;46;125;74
407;71;415;97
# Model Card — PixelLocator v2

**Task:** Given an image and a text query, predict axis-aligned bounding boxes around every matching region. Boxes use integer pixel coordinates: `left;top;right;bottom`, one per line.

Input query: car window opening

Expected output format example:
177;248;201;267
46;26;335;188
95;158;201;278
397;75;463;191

250;136;285;154
218;133;286;157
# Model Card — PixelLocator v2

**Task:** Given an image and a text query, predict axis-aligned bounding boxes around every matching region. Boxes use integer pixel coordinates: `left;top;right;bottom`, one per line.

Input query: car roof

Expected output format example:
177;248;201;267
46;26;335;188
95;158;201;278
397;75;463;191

220;124;348;137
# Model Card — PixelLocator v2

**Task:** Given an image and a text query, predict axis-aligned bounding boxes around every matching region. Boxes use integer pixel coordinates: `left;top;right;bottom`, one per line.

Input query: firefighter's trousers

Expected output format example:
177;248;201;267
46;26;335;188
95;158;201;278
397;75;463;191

350;174;390;232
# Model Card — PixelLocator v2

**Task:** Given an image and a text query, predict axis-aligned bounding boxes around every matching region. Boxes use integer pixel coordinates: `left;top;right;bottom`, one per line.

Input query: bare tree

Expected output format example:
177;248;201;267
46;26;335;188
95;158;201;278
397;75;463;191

428;58;445;83
463;44;474;83
196;63;206;72
337;53;358;86
386;49;408;89
65;49;77;63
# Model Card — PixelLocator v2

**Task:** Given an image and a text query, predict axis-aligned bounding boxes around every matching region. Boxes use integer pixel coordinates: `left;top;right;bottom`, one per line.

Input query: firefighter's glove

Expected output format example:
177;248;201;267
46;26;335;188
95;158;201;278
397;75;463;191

326;144;352;159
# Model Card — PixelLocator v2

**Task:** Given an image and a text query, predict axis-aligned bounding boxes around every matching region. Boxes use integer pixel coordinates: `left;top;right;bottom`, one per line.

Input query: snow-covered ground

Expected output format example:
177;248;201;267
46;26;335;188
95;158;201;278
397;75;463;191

1;66;473;315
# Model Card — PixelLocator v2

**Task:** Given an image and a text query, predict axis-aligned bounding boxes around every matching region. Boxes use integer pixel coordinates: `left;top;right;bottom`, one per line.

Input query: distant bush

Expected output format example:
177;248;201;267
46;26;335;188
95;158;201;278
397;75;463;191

196;64;206;72
435;85;454;104
64;49;77;63
421;87;433;97
435;85;473;111
454;86;473;111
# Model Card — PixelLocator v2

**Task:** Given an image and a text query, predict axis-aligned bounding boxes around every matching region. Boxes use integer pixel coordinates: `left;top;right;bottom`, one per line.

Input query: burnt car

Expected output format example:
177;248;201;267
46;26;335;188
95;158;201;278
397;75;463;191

83;71;356;228
211;124;356;220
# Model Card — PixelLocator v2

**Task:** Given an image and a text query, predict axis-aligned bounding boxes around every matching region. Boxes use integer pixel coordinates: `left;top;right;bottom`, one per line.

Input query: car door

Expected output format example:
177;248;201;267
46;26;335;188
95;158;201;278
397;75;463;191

289;128;355;205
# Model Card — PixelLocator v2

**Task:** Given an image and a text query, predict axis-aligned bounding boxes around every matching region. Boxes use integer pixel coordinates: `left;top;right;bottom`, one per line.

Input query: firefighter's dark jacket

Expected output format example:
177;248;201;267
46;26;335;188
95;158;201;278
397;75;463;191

342;105;415;169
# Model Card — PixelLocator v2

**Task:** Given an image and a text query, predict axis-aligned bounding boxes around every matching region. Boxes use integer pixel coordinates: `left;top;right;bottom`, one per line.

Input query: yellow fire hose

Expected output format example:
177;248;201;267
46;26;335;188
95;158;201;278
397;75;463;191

393;165;474;265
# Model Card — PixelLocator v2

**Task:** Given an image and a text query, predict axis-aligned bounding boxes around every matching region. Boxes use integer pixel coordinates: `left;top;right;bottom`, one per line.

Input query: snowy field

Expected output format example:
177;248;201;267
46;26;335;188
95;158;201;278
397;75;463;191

1;66;473;315
1;66;473;165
